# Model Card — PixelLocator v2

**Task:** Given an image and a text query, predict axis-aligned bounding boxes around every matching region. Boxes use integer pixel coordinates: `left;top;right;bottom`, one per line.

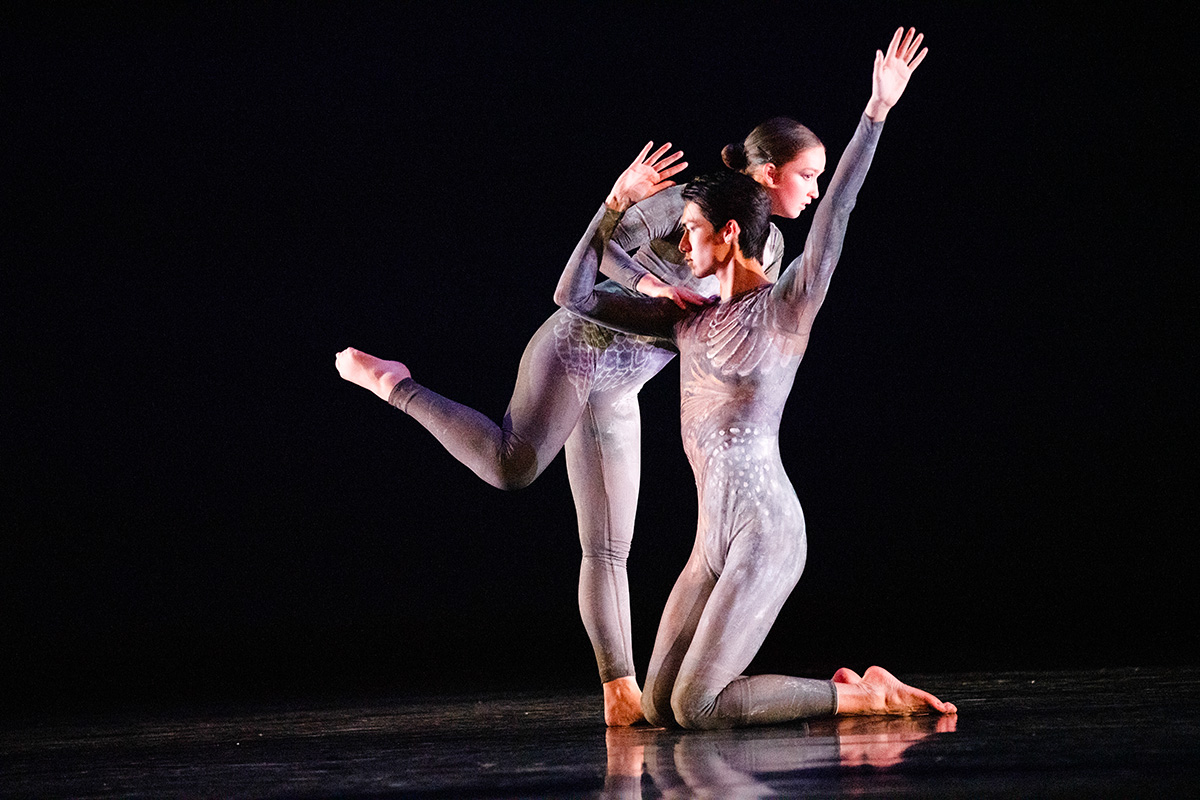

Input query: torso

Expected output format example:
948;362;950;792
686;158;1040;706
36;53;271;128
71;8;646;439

672;287;809;572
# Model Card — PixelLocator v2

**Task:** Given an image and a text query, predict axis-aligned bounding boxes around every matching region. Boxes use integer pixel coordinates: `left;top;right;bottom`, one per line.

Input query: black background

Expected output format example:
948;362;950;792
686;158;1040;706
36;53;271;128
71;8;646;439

5;2;1193;711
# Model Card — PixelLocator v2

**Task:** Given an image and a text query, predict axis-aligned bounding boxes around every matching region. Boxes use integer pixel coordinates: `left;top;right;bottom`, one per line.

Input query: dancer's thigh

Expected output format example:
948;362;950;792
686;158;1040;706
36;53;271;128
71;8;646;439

516;308;674;478
564;391;642;554
642;540;717;725
505;310;599;467
674;530;806;704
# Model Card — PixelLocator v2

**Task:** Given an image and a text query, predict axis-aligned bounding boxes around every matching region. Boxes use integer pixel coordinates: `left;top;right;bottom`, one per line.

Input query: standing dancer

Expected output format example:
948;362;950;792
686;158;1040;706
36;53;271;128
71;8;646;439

555;30;953;728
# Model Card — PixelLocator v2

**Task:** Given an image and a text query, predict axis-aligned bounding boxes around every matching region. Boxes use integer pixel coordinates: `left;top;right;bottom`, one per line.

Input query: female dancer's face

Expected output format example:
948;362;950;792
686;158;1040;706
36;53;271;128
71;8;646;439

761;146;826;219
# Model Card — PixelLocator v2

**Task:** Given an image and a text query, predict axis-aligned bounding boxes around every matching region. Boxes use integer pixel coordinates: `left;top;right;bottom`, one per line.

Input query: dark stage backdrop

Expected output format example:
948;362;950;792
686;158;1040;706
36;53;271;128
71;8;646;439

5;2;1193;710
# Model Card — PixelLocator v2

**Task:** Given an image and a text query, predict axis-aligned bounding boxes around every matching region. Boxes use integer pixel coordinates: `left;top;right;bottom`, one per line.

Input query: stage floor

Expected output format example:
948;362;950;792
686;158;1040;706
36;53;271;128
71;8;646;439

3;667;1198;798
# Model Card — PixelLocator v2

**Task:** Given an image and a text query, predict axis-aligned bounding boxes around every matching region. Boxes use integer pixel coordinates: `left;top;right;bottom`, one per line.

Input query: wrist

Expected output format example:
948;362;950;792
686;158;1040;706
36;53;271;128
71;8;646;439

865;97;890;122
636;274;665;295
605;194;630;213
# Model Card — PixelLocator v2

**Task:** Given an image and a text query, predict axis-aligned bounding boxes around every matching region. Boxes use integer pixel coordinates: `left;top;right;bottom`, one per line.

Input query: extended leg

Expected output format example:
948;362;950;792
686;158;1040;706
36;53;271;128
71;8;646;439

339;311;593;490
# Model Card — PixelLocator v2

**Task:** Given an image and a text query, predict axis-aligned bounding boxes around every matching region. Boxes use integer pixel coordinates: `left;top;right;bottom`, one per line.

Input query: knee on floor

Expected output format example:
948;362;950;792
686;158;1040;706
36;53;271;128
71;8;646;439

640;679;676;728
670;683;723;730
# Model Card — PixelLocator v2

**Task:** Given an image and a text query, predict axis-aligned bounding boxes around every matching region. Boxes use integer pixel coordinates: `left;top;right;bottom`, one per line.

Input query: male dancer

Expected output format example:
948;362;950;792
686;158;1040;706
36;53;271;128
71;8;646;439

552;33;953;727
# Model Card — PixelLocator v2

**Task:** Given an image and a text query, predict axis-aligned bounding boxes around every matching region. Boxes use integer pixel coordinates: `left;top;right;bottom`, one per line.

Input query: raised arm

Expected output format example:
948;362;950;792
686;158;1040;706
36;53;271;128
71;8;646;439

772;27;927;333
555;143;692;338
597;187;682;290
601;181;711;309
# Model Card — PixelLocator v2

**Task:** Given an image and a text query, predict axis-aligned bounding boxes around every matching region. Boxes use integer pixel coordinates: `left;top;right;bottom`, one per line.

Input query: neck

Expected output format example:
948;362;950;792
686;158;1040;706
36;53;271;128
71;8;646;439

714;253;769;301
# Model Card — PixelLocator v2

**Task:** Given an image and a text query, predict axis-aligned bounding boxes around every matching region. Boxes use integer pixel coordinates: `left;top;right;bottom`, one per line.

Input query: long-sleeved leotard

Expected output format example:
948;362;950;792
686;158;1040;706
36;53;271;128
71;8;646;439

386;185;784;684
557;113;883;727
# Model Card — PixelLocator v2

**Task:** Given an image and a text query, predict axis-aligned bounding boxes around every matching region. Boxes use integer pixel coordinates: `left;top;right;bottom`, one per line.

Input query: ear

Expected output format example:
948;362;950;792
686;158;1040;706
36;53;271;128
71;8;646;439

720;219;741;247
760;162;779;189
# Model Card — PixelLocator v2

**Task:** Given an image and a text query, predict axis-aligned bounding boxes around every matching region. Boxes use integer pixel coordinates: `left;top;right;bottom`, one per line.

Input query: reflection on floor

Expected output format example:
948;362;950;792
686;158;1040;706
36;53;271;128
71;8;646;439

3;667;1198;798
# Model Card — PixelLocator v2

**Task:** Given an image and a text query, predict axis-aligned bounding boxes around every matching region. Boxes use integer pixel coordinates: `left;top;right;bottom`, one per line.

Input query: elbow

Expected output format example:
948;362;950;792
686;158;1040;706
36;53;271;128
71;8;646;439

552;282;572;309
553;282;590;315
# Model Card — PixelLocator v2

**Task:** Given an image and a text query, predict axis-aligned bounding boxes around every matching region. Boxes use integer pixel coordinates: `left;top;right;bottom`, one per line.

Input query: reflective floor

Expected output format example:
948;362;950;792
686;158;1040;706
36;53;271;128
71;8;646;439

3;667;1198;798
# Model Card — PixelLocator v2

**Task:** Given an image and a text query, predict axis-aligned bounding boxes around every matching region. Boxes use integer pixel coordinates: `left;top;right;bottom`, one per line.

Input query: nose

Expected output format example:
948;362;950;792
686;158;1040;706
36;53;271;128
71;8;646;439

679;230;691;252
810;183;820;199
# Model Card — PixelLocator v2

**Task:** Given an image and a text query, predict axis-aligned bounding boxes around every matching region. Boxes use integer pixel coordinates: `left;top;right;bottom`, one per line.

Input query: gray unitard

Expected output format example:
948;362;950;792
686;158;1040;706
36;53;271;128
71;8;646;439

388;186;784;683
556;114;883;728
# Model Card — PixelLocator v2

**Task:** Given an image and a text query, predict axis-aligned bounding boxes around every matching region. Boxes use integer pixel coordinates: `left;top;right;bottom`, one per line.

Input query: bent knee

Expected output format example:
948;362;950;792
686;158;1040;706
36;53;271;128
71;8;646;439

670;685;723;730
490;469;536;491
640;675;677;728
487;443;539;491
642;694;676;729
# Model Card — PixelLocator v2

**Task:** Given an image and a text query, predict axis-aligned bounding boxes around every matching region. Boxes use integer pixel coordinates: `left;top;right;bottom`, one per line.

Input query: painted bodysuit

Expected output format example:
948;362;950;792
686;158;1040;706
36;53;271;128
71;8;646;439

556;114;883;728
388;185;783;683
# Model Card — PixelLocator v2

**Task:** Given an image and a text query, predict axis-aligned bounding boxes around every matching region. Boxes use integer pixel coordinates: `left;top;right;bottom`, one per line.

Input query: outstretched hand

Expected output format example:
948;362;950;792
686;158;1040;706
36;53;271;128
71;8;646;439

605;142;687;213
867;27;928;121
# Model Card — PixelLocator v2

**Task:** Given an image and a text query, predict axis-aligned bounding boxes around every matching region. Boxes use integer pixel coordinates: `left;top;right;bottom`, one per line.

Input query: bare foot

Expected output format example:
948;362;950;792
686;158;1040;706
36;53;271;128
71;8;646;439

604;676;646;727
833;665;957;716
335;347;411;402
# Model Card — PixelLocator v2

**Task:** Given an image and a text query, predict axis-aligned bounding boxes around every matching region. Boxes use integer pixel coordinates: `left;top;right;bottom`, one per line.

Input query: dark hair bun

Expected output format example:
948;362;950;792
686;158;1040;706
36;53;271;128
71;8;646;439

721;142;749;171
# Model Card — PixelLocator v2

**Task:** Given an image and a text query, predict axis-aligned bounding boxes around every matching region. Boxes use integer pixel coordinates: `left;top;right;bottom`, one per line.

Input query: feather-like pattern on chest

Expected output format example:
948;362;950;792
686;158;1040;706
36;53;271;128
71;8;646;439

698;289;805;377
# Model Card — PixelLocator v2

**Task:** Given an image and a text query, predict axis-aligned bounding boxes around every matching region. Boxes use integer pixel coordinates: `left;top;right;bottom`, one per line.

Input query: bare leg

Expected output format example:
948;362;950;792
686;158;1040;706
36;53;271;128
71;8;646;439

335;347;410;401
832;665;957;716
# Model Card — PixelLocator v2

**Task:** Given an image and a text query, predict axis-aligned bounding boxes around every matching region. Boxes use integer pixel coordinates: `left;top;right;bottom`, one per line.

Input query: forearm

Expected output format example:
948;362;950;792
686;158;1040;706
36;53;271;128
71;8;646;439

555;204;621;313
599;240;651;291
555;204;680;339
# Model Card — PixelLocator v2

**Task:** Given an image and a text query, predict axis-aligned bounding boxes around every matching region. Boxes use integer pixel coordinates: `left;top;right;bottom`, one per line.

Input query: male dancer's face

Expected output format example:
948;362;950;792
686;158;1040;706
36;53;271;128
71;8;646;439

679;202;732;280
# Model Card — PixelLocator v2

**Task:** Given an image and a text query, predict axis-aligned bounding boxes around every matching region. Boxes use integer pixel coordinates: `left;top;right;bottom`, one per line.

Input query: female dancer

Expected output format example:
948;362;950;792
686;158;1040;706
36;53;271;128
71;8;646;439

335;27;924;726
554;30;949;728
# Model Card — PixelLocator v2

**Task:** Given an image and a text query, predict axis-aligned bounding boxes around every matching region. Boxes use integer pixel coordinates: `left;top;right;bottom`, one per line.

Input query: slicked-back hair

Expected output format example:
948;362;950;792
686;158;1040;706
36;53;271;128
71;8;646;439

682;171;772;262
722;117;824;174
